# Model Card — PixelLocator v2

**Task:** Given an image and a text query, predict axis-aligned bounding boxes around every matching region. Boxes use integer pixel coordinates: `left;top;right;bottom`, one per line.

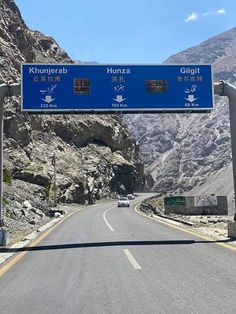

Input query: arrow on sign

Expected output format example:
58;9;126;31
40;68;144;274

42;95;55;103
113;95;126;103
185;95;198;103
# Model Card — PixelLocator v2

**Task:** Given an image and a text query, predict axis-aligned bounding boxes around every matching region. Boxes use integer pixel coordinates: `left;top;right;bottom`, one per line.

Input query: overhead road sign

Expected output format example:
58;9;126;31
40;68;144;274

21;64;214;113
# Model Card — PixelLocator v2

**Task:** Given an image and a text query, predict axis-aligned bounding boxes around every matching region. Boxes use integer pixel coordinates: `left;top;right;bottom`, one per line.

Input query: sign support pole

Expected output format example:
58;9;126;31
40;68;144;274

0;84;20;246
0;84;9;229
0;102;4;227
214;81;236;225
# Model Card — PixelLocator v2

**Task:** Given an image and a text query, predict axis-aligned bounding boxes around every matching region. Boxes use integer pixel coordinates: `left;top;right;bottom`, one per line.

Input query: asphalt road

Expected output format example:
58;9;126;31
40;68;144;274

0;193;236;314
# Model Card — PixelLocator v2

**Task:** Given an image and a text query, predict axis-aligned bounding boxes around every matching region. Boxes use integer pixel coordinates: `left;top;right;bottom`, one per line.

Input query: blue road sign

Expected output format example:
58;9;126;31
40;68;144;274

21;64;213;113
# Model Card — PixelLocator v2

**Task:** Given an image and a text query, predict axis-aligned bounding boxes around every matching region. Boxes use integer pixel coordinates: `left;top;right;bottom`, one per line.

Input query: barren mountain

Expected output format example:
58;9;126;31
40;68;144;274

124;28;236;212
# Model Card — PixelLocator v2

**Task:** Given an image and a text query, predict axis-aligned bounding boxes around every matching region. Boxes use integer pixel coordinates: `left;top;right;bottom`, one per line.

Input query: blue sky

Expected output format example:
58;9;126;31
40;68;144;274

15;0;235;63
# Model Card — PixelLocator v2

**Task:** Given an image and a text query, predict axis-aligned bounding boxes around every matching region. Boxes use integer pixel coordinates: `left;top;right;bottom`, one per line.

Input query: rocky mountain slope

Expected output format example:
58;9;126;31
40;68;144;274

124;27;236;212
0;0;151;236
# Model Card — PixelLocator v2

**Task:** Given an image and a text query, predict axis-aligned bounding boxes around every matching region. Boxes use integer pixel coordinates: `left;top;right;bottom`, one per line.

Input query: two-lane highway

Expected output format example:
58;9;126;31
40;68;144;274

0;194;236;314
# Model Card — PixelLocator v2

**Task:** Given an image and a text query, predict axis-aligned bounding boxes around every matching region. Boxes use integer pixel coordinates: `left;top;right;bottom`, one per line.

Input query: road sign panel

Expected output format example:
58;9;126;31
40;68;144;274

164;196;186;206
21;64;214;113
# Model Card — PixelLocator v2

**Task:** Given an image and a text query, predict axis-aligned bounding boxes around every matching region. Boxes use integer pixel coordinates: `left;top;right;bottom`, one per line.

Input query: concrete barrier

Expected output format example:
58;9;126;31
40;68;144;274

0;229;10;246
228;222;236;239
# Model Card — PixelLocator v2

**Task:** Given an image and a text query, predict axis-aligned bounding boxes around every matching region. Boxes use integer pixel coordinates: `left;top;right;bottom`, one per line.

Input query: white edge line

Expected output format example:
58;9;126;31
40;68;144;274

103;206;116;232
123;249;142;270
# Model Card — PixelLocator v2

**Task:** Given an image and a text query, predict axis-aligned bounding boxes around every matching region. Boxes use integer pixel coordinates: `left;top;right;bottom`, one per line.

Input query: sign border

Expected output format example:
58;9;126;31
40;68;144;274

21;63;214;114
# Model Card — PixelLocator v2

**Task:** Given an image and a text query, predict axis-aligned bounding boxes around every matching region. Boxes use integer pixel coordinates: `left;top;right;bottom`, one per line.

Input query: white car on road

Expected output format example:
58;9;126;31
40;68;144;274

127;194;135;200
118;197;130;207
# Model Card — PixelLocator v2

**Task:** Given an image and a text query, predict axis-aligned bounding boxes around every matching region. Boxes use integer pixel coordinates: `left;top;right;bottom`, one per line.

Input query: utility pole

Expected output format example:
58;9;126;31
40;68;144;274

0;83;20;237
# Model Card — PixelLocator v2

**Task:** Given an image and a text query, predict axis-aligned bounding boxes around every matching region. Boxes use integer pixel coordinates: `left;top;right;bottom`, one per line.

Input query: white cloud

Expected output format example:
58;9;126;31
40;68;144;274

217;9;226;15
202;12;211;16
185;12;198;23
185;9;226;22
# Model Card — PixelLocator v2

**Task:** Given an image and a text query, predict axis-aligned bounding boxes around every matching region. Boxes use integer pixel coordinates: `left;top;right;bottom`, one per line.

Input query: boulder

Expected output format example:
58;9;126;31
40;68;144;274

23;200;32;210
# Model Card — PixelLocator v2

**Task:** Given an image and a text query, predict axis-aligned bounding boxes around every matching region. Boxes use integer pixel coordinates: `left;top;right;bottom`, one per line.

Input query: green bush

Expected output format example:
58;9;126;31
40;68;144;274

44;184;51;199
3;197;10;206
3;168;12;185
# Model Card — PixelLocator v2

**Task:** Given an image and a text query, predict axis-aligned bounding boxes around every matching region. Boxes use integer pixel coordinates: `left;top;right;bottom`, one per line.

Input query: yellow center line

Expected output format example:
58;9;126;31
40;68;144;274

134;203;236;252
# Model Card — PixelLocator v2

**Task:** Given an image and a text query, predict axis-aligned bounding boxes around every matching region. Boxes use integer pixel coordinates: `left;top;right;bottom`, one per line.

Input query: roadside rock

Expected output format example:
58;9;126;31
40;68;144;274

22;200;32;210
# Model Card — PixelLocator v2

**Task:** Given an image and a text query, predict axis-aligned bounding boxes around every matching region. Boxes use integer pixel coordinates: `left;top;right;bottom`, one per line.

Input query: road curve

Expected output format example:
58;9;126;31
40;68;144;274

0;194;236;314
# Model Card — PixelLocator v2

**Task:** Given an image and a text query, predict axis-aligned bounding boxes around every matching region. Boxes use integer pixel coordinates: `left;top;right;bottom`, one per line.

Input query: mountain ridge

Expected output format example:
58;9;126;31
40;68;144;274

124;27;235;213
